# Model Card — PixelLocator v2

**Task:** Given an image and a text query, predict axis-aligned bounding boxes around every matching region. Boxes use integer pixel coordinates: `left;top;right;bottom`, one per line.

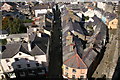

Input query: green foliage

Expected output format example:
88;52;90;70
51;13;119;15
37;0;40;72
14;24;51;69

2;17;26;34
85;16;89;21
0;39;7;46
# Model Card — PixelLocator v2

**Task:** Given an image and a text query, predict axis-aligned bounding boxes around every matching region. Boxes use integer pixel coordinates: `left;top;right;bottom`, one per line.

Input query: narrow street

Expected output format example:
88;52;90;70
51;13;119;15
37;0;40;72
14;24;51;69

92;29;118;78
112;5;120;80
93;4;120;79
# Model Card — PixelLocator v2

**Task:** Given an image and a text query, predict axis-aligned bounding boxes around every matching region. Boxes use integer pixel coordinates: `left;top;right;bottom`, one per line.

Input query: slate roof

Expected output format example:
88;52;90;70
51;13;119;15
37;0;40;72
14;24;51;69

95;8;117;21
30;45;45;56
32;4;49;10
62;9;107;70
87;15;107;44
0;30;8;34
2;43;27;58
2;35;48;59
32;35;48;53
82;47;97;67
62;18;85;36
64;53;87;69
103;12;117;21
23;23;33;27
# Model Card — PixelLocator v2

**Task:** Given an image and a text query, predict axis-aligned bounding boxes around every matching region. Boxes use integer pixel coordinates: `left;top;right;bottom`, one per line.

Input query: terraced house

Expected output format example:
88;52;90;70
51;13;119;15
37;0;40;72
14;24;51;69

61;8;108;79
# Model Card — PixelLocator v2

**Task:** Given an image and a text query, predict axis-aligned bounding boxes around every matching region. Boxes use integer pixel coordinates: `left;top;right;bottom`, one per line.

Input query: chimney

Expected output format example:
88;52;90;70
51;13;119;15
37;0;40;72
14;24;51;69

66;32;74;52
28;34;32;52
66;32;73;46
69;43;74;52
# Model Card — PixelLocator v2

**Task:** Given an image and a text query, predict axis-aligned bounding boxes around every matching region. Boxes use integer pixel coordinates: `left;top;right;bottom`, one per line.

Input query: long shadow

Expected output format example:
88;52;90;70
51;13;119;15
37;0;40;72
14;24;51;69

87;46;107;79
5;58;47;80
112;56;120;80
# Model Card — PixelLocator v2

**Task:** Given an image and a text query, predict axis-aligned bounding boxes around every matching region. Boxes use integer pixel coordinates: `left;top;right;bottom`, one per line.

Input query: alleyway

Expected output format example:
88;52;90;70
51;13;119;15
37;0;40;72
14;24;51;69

92;29;118;78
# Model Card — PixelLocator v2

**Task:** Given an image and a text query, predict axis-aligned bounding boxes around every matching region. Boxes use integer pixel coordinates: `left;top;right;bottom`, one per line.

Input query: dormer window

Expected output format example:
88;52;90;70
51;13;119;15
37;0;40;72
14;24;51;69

72;75;75;79
65;72;68;77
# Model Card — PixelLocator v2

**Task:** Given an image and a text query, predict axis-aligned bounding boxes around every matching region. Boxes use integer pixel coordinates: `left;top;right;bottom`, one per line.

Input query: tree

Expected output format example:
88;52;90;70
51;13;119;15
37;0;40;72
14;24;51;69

2;16;26;34
0;39;7;46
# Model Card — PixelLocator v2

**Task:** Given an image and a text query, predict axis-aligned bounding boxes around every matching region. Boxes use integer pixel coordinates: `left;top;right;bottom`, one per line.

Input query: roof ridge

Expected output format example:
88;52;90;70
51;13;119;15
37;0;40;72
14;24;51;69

76;53;88;68
35;44;45;54
11;43;22;57
64;53;76;64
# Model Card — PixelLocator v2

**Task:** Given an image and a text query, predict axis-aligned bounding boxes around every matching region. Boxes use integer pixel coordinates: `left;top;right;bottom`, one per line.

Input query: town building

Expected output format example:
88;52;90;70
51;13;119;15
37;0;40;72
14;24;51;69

0;30;8;39
1;3;12;11
61;8;108;79
31;4;52;17
107;18;118;29
0;34;48;79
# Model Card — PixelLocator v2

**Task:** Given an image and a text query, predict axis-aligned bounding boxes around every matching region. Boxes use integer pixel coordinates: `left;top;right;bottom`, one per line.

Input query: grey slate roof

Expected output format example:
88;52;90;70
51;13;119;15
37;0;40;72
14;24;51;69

64;53;87;69
87;15;107;45
0;30;8;34
82;47;97;67
2;35;48;59
2;43;25;58
30;45;45;56
32;35;48;53
23;23;33;27
32;4;49;10
62;9;107;70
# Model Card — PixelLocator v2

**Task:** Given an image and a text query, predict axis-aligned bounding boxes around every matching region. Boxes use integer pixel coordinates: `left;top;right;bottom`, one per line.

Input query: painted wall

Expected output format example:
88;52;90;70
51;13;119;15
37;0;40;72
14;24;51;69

1;3;12;11
63;64;87;78
0;34;8;39
0;52;47;73
97;2;106;10
108;18;118;29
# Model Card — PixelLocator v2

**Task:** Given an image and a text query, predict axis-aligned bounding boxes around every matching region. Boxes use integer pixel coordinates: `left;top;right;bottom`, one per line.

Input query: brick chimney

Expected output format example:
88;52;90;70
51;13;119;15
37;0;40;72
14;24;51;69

66;32;74;51
66;32;73;46
27;34;32;52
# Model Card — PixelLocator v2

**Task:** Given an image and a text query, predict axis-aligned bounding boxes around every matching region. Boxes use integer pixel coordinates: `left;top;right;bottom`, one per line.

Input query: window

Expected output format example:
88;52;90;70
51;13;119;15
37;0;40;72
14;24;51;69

20;72;25;76
81;70;84;74
65;72;68;77
15;58;19;61
80;76;84;79
27;64;30;67
72;75;75;79
17;65;21;68
65;67;68;70
72;69;76;73
19;53;22;55
36;63;39;67
6;59;10;62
